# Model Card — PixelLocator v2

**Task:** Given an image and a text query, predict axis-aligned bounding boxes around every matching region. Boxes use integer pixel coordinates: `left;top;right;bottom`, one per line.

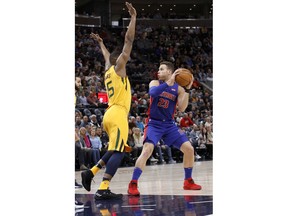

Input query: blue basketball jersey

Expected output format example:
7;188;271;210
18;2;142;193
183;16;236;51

147;81;178;121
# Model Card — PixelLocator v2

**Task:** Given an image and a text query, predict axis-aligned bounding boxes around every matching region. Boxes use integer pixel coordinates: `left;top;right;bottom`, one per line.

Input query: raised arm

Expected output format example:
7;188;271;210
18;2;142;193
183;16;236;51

114;2;137;77
90;33;111;70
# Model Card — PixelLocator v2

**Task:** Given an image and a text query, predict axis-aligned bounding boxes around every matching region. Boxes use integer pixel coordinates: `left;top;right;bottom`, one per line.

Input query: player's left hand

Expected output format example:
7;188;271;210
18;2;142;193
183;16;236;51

90;33;103;43
185;77;194;90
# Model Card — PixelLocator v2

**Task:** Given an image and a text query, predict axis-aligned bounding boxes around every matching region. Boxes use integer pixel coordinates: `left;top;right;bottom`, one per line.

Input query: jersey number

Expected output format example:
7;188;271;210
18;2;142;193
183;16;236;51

157;98;169;108
106;81;114;98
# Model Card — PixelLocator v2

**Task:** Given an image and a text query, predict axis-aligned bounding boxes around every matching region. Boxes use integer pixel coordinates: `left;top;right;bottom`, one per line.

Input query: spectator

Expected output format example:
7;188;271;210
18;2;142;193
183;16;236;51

87;90;99;107
188;125;202;160
180;113;195;130
75;109;83;119
139;93;149;105
77;90;90;107
132;127;143;158
204;116;213;128
85;124;92;136
89;114;101;127
205;125;213;159
157;139;176;164
132;93;139;104
198;124;207;150
94;108;103;122
175;111;183;124
79;127;95;168
80;115;90;128
129;116;137;129
75;116;82;129
135;116;144;132
89;127;102;163
130;101;139;117
75;129;88;171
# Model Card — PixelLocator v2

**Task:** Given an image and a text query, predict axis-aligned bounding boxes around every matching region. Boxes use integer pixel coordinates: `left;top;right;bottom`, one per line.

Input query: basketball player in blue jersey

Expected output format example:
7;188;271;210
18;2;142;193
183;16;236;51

81;2;137;200
128;61;202;195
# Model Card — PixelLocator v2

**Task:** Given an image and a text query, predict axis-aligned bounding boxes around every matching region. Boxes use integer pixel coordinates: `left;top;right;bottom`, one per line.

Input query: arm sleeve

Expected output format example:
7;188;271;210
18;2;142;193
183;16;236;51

149;82;169;97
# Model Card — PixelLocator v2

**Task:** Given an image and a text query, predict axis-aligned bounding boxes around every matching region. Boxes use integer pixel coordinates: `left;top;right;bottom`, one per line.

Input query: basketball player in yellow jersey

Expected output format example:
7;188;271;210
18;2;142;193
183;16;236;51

103;66;131;152
81;2;136;200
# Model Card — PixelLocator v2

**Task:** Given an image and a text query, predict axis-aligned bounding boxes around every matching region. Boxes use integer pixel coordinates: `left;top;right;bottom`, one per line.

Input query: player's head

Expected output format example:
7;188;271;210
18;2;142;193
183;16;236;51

75;77;81;91
158;61;174;80
109;50;121;65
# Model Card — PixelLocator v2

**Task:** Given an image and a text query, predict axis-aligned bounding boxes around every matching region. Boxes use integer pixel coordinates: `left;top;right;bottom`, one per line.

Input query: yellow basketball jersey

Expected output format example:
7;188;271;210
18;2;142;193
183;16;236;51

104;66;131;112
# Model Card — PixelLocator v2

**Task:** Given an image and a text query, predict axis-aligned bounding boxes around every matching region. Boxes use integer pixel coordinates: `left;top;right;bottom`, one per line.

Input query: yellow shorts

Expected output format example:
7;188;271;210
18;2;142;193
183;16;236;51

103;105;131;152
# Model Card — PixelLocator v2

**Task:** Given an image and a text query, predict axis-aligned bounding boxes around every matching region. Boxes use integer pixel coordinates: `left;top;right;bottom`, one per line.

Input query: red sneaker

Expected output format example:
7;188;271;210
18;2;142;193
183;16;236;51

128;180;140;196
128;196;140;205
183;178;202;190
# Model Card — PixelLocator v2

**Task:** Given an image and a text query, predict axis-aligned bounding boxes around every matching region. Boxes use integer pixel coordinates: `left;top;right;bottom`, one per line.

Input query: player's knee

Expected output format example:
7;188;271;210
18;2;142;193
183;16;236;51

181;142;194;155
142;143;154;158
142;150;151;159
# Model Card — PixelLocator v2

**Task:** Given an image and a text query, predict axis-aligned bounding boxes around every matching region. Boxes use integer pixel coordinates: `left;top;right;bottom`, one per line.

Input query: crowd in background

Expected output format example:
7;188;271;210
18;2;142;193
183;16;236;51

75;25;213;170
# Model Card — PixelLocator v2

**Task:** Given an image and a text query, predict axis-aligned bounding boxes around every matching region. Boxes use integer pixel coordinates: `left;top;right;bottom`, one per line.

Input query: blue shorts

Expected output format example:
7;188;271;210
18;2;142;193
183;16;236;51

143;119;189;149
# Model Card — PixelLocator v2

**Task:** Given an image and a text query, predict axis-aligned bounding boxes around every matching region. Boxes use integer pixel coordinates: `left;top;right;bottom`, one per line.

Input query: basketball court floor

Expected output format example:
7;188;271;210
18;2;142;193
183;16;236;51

75;160;213;215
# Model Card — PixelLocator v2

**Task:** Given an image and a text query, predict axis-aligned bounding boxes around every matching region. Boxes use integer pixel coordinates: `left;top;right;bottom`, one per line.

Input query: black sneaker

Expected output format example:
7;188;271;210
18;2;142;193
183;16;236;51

81;170;94;191
94;189;123;200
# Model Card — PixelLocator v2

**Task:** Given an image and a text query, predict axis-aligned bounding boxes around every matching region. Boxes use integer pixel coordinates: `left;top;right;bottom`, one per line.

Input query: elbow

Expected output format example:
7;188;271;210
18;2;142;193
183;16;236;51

177;103;187;112
149;90;156;98
125;37;134;45
149;92;155;98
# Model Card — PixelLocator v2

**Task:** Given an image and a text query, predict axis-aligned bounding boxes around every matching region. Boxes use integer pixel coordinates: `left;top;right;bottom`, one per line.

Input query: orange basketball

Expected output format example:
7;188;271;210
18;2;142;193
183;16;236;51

175;68;193;87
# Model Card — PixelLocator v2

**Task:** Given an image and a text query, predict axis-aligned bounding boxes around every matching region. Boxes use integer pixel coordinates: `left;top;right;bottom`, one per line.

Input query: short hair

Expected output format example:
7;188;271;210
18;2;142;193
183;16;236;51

90;114;97;119
109;50;121;65
160;61;174;72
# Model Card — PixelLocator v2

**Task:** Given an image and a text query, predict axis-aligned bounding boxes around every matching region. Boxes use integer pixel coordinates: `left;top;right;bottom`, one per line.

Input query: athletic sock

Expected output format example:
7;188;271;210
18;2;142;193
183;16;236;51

184;167;193;179
91;163;103;175
100;209;110;215
99;178;110;190
132;167;142;181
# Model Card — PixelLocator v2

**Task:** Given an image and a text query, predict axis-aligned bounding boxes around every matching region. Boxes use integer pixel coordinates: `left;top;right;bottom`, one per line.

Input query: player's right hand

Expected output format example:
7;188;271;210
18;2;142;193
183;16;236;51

126;2;137;17
166;70;180;86
90;33;103;43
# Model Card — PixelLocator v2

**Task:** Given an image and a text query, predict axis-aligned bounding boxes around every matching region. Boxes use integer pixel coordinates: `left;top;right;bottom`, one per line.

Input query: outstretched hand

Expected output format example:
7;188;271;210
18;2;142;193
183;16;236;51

90;33;103;43
125;2;137;17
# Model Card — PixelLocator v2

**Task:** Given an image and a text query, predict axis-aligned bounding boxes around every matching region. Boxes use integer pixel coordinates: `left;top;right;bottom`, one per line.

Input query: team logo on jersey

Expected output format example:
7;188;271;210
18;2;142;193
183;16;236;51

160;92;176;101
171;88;176;91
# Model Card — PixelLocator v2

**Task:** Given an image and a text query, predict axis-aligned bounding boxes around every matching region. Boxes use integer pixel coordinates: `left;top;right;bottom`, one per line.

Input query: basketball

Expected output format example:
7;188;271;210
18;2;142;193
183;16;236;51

175;68;193;87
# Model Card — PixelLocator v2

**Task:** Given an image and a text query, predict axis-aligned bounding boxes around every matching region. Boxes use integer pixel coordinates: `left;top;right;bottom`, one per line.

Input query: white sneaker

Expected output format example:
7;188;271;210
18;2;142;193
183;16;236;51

195;154;201;160
75;208;84;214
75;199;84;209
168;159;176;164
150;156;158;162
